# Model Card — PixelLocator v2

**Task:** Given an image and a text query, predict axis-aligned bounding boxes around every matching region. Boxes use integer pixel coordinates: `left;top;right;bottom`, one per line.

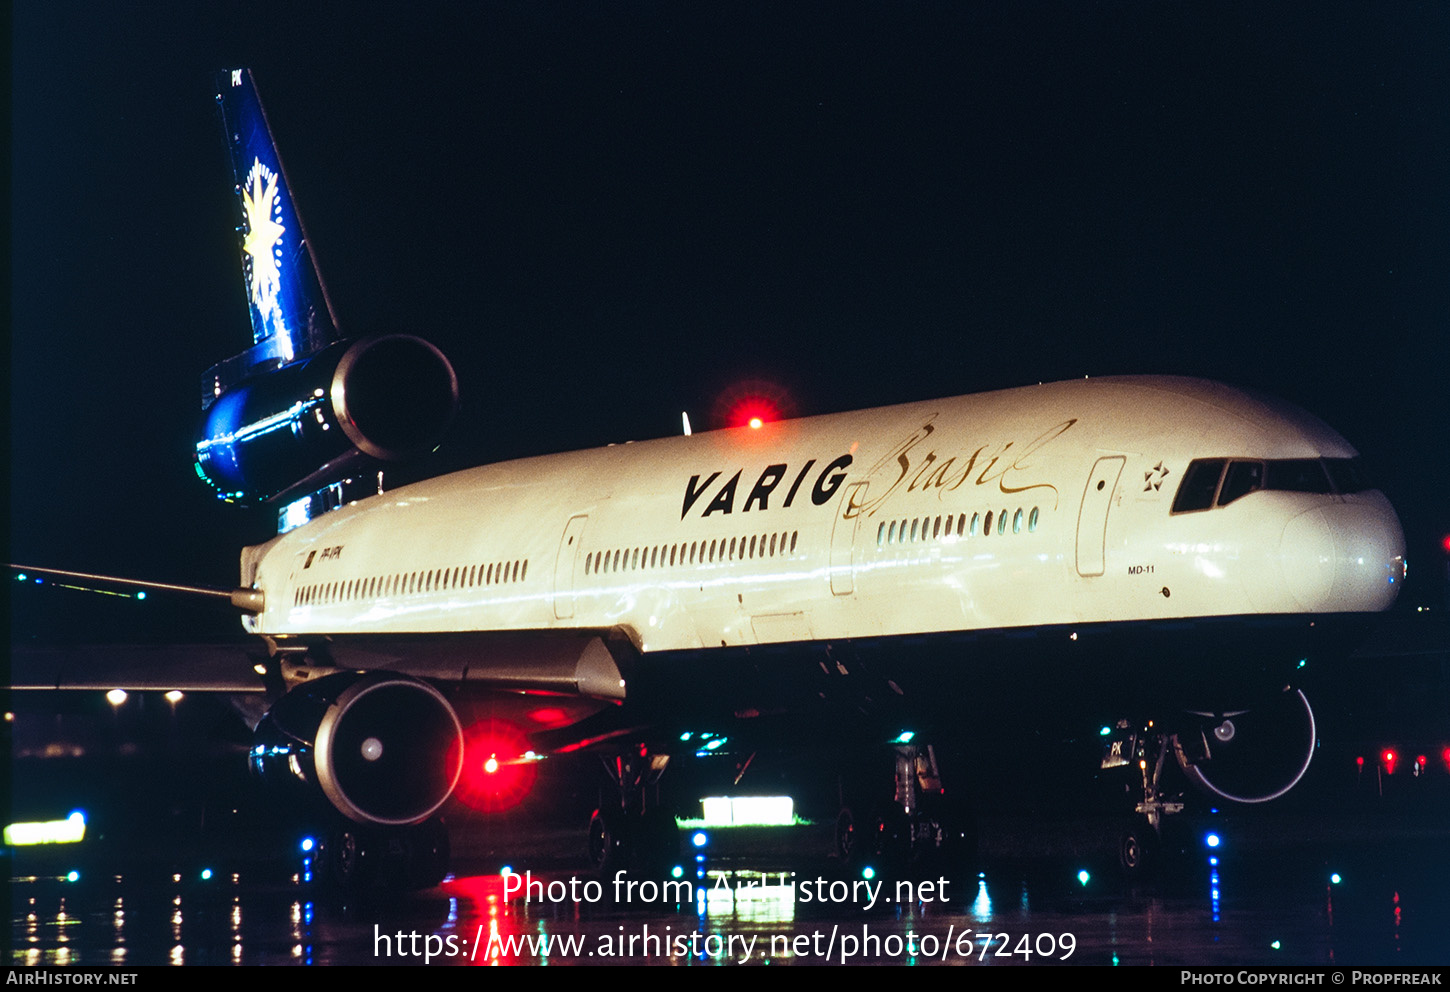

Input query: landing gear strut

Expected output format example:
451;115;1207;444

588;746;676;876
1102;719;1185;877
836;743;975;879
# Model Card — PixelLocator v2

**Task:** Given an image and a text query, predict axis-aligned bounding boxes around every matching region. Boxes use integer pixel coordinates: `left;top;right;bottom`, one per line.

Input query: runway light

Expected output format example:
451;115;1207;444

893;730;916;744
1382;749;1398;774
1330;873;1342;885
299;837;315;853
672;866;684;879
164;690;183;703
1271;940;1281;950
106;689;127;707
1205;833;1221;849
692;832;709;848
1099;726;1111;736
1077;869;1091;886
862;867;875;881
200;869;213;881
66;871;80;882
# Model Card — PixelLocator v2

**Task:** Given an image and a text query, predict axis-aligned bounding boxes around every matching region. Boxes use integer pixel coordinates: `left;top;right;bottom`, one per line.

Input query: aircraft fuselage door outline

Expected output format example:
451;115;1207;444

553;514;589;620
829;482;868;596
1076;456;1125;577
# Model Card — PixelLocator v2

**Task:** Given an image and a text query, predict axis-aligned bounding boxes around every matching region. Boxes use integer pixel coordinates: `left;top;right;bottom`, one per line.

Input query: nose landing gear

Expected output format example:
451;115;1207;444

1102;688;1318;876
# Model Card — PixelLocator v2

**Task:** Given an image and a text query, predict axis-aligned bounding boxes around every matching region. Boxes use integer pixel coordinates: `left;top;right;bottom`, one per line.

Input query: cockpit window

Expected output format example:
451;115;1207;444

1172;458;1226;513
1324;457;1371;493
1264;459;1331;494
1175;456;1369;513
1217;460;1264;506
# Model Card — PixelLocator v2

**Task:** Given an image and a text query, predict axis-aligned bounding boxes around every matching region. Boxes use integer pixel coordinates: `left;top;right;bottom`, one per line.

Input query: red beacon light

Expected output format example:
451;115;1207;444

1381;748;1398;774
728;400;777;431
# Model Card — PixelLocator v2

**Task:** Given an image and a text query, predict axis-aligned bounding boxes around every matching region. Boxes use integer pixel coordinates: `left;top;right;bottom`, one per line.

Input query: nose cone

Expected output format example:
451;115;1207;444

1279;493;1405;613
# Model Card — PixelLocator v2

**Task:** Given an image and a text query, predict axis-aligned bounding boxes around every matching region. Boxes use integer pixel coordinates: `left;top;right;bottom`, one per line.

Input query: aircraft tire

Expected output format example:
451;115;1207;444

1117;818;1158;879
588;807;629;878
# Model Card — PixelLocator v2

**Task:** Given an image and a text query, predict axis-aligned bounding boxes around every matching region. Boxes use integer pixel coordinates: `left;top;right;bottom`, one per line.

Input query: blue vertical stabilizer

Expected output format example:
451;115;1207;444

203;68;341;408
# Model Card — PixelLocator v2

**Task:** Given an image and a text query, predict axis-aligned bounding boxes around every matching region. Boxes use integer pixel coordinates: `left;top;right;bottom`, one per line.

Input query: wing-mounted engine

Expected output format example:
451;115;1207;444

249;671;465;826
194;333;458;507
1172;688;1318;804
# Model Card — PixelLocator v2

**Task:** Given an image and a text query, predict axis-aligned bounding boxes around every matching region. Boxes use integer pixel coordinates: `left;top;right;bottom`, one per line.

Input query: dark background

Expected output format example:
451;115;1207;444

11;2;1449;639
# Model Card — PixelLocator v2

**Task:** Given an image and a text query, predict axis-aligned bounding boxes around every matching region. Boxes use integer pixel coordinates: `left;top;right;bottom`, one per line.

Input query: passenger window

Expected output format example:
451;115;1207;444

1013;508;1023;533
790;531;798;554
997;509;1008;535
1028;506;1039;532
983;511;993;535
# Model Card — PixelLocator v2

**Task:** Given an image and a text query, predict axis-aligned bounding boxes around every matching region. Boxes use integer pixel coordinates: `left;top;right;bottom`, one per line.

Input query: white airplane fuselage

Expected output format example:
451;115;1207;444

241;377;1402;686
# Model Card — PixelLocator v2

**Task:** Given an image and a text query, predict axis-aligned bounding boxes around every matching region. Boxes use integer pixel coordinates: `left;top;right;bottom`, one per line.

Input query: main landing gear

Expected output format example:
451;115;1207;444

318;816;451;891
835;743;976;880
588;746;677;876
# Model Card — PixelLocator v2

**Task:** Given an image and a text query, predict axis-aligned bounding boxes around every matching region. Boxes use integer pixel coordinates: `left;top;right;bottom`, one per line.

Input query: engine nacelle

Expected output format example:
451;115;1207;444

195;334;458;504
250;671;464;826
1174;689;1318;804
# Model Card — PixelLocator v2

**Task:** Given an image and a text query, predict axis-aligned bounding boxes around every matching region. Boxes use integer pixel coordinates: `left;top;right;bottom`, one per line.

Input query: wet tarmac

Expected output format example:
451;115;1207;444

9;616;1447;967
10;802;1448;966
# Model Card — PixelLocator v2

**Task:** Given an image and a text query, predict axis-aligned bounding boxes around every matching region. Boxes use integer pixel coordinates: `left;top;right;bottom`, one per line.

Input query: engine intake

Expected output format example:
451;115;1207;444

195;335;458;505
1174;689;1317;804
251;671;464;826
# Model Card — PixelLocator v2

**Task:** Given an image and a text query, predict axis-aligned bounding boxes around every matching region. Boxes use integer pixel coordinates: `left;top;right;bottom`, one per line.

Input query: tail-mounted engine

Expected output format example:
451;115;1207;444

250;671;464;826
195;334;458;506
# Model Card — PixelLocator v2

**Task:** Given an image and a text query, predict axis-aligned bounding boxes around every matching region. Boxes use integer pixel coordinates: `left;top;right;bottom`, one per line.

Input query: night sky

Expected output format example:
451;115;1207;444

11;2;1450;639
